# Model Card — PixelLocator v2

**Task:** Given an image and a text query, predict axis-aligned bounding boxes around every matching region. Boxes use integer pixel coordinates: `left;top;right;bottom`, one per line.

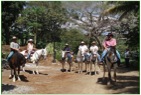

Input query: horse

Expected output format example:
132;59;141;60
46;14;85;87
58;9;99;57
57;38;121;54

8;52;26;82
90;53;100;75
103;47;118;85
61;51;73;72
30;48;47;74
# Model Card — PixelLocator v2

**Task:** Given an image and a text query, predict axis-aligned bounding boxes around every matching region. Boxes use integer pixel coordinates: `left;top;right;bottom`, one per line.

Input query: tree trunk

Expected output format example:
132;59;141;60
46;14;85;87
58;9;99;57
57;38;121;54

4;24;10;45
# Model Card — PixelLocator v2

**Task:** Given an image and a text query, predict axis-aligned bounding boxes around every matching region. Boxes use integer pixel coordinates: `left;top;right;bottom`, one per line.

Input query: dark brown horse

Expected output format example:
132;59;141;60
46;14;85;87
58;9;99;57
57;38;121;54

8;52;26;82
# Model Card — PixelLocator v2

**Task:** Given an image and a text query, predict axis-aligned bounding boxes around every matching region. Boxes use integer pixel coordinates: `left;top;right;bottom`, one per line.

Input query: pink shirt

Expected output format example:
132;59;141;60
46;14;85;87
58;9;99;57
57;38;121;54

103;38;116;48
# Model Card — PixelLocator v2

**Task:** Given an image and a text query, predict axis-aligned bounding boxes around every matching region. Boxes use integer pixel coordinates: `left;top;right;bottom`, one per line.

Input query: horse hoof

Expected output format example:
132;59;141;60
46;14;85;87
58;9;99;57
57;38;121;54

61;69;66;72
9;75;12;78
68;70;71;72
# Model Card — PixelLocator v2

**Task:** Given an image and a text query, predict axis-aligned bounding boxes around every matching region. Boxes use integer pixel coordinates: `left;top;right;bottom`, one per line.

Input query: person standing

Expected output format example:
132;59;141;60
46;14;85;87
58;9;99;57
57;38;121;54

7;36;20;61
125;48;130;68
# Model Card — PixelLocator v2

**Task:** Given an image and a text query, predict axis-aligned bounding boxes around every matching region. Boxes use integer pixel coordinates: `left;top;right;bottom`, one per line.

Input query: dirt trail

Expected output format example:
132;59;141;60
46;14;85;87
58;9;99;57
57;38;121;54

2;58;139;94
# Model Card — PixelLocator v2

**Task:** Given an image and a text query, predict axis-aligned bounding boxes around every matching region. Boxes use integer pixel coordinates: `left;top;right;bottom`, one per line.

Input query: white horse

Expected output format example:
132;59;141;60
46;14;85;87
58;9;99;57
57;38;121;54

90;53;100;75
103;47;118;85
30;48;47;74
76;50;83;73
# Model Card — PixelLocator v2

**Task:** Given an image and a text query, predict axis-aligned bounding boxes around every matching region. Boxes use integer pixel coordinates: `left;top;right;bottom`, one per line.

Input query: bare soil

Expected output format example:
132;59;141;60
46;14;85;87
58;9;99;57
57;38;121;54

2;45;139;94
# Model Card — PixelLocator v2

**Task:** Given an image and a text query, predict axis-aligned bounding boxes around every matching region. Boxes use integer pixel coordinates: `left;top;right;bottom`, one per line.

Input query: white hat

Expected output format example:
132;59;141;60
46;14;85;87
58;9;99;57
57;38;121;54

81;41;85;44
92;41;96;44
28;39;33;42
65;43;69;45
12;36;17;39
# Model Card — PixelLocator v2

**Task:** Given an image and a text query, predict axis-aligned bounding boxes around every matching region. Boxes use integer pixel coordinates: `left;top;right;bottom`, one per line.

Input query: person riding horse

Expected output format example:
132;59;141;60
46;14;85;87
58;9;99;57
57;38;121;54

90;41;101;64
101;33;121;65
7;36;20;61
62;43;72;62
78;41;88;62
6;36;26;82
61;43;72;72
26;39;35;60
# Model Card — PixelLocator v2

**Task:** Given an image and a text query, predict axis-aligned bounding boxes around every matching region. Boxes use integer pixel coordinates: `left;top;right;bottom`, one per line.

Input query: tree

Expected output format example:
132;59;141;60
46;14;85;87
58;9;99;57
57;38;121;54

16;1;67;48
62;1;118;49
100;1;139;21
2;1;26;44
100;1;139;50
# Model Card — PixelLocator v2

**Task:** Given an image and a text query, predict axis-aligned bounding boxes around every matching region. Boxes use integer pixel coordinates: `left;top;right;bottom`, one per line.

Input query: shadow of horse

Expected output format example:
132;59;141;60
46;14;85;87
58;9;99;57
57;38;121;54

25;70;48;75
19;75;29;82
97;77;115;85
2;84;16;92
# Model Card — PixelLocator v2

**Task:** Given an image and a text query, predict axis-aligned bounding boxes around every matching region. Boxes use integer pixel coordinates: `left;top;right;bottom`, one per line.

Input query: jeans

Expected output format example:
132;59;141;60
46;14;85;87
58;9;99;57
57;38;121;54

27;50;32;59
66;53;72;61
97;53;101;62
7;51;14;61
101;49;120;61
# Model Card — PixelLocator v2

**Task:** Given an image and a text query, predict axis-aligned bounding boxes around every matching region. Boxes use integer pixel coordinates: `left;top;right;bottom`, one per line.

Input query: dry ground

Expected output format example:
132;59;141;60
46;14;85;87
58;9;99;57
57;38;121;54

2;57;139;94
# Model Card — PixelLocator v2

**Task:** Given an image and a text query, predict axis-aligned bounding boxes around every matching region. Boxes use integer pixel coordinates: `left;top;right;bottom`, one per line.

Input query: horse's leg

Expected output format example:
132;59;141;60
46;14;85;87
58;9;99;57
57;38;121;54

68;61;72;72
36;62;39;74
103;63;106;81
22;66;25;72
107;64;112;85
17;66;21;81
13;68;16;82
113;65;117;82
90;61;92;75
32;61;36;74
62;60;65;70
94;62;97;75
78;62;80;73
85;62;87;72
21;64;25;72
95;58;98;74
9;69;13;78
80;62;83;73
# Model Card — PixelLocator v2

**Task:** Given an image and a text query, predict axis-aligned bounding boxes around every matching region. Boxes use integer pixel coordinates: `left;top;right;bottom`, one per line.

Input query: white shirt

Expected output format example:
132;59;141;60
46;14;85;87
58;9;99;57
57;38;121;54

90;45;98;54
125;51;130;58
78;45;88;56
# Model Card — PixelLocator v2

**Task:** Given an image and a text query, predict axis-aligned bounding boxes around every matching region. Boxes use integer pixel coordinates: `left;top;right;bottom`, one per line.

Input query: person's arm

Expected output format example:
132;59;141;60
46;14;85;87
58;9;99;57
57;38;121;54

103;40;107;50
111;38;117;46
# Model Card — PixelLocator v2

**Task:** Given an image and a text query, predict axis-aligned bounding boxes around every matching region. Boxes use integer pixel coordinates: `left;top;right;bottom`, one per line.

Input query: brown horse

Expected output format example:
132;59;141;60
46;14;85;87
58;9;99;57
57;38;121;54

8;52;26;82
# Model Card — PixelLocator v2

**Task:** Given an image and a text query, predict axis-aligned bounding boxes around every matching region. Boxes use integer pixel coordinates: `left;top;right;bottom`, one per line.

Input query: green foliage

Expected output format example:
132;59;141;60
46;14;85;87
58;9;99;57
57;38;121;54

2;1;26;44
15;1;67;48
61;29;89;53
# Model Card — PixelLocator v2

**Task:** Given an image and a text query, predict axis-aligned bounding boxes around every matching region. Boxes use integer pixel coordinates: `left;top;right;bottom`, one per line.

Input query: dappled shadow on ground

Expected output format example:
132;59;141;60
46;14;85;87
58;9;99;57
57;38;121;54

2;84;16;92
97;75;139;94
117;67;139;73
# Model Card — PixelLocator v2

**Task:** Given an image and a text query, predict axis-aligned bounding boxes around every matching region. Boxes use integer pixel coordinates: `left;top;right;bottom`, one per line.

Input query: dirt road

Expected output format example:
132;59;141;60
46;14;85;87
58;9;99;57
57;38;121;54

2;58;139;94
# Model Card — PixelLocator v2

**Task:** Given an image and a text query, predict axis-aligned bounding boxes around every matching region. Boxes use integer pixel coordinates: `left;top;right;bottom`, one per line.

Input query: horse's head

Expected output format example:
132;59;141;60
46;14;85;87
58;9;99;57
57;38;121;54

41;49;47;59
106;47;117;63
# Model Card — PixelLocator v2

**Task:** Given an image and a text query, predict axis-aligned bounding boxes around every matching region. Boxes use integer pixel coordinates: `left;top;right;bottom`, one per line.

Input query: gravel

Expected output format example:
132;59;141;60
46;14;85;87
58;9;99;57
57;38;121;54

2;84;35;94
